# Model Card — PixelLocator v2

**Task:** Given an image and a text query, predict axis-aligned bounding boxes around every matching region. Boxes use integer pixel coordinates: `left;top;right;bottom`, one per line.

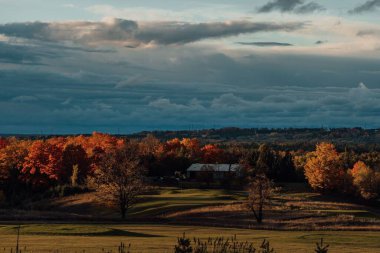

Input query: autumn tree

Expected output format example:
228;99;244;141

139;134;161;176
155;138;196;176
247;174;274;224
61;144;91;184
349;161;380;200
201;144;225;163
94;141;146;219
304;143;344;192
240;145;277;177
0;139;30;204
0;138;9;150
21;140;63;187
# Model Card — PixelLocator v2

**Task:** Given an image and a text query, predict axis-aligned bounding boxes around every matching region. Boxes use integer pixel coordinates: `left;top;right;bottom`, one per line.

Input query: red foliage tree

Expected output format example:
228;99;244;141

201;144;225;163
0;138;9;150
21;140;64;187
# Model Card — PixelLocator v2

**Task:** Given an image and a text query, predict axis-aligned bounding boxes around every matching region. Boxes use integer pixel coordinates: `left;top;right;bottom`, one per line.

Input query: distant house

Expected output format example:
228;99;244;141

186;163;241;180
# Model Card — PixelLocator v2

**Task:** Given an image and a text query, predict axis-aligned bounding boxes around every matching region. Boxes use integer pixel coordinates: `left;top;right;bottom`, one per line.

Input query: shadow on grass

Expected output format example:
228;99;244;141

22;228;162;237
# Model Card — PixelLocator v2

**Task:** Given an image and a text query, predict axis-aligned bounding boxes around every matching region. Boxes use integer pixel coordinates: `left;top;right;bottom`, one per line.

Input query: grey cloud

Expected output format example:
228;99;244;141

257;0;325;14
0;42;44;64
294;2;325;13
0;19;304;47
136;21;303;45
237;41;293;47
1;42;380;133
349;0;380;14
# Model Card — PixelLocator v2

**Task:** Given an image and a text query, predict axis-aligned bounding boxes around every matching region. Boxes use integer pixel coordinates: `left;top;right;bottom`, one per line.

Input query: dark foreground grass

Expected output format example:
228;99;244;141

0;224;379;252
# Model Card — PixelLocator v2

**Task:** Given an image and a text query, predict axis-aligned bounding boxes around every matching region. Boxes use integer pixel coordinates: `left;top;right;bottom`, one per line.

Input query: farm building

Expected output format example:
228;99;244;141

186;163;241;180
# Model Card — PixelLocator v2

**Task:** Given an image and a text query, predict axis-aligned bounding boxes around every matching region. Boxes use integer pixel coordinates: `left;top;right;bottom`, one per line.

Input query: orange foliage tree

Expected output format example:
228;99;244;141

304;142;344;192
21;140;64;187
349;161;380;199
0;139;31;203
0;139;30;182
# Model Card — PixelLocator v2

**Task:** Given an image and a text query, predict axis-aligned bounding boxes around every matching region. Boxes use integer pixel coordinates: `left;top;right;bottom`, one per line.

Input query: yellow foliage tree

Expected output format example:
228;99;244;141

349;161;379;200
304;143;344;192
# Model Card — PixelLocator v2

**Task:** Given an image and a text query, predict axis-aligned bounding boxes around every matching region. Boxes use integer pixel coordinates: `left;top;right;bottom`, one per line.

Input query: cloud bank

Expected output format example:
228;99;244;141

0;19;304;47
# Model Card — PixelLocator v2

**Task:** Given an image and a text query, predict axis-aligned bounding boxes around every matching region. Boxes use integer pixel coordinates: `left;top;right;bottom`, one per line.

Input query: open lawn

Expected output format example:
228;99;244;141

0;224;380;253
1;186;379;231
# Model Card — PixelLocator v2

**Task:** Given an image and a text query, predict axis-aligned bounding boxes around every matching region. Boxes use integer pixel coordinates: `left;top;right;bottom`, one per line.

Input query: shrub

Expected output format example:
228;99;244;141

175;233;193;253
174;234;265;253
314;238;329;253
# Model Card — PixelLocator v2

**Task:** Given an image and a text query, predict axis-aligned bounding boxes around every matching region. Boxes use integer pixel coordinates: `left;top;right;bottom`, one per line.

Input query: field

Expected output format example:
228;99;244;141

1;186;380;252
0;224;380;253
6;185;378;231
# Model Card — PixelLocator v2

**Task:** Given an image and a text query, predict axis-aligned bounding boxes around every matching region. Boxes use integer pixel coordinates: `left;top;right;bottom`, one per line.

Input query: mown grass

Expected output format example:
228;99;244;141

0;224;379;252
128;188;246;217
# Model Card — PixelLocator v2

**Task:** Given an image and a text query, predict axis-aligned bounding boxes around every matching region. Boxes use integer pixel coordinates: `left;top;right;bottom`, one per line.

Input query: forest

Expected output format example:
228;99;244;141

0;131;379;211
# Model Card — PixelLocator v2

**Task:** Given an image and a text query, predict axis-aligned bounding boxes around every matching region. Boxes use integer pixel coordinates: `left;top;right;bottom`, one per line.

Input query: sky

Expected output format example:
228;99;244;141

0;0;380;134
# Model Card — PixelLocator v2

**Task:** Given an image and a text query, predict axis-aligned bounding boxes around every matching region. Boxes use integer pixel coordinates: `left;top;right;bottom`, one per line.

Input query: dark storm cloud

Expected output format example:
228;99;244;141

136;21;303;45
257;0;325;14
349;0;380;14
237;41;293;47
0;42;39;64
0;19;304;47
1;41;380;134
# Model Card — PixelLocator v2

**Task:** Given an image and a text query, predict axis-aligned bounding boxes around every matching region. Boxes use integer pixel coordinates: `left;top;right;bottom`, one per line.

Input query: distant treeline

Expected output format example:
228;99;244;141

0;132;379;209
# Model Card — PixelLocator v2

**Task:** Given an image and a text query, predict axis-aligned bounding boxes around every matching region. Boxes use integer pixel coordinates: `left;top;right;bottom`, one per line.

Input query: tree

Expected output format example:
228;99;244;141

94;141;146;219
304;143;344;192
349;161;379;200
247;174;274;224
0;139;30;204
139;134;161;177
62;144;91;184
155;138;195;176
239;145;280;181
201;144;225;163
0;138;9;150
21;140;63;187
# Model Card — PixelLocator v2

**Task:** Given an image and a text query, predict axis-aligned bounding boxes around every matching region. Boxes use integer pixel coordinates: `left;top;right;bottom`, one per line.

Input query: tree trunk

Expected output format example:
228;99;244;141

257;204;263;223
251;207;263;224
120;203;126;219
121;208;126;219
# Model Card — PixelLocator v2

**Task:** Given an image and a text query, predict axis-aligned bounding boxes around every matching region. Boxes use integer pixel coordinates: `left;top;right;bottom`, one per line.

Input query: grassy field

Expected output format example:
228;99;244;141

38;187;246;219
2;186;379;231
129;188;246;217
1;186;380;252
0;224;380;253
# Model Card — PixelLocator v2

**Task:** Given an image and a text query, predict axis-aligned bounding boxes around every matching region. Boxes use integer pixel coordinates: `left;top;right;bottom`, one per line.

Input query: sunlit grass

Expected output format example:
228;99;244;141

0;224;379;252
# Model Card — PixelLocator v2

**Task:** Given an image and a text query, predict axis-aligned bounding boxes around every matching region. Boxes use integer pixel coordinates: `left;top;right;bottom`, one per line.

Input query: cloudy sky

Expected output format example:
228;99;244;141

1;0;380;134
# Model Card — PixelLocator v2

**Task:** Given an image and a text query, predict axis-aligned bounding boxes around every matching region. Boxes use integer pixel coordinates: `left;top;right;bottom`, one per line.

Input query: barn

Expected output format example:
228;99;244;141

186;163;241;180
